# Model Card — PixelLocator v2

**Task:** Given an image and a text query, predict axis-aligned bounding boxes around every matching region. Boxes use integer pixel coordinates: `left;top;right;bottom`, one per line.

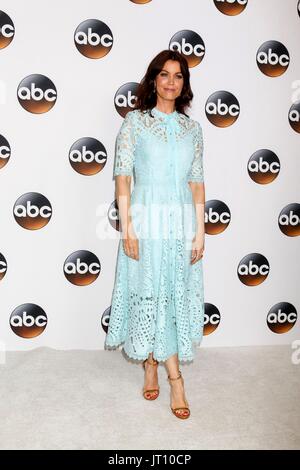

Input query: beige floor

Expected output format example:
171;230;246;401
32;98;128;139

0;345;299;450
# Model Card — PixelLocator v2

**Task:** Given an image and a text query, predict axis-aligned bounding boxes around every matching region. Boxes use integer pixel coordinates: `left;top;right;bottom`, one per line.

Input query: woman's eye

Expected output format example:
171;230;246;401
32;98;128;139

160;73;182;78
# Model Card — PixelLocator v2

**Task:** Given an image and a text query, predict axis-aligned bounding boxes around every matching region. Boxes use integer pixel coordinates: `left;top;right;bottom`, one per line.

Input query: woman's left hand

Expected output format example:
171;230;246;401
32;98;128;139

190;235;204;264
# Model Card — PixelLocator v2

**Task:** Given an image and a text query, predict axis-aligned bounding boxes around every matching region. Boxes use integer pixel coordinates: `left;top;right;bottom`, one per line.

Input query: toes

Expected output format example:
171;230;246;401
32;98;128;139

174;409;190;417
144;390;158;399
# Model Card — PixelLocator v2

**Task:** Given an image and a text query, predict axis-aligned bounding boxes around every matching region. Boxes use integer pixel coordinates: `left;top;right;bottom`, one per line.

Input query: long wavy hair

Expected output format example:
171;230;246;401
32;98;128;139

133;49;193;118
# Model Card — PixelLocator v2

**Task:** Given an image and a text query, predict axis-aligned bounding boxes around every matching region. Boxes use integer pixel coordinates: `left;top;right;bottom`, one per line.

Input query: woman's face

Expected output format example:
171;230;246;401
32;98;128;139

155;60;184;103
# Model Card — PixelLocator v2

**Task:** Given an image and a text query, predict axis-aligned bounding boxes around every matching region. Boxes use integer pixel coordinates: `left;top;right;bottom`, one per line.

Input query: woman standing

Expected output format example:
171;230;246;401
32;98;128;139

105;50;205;419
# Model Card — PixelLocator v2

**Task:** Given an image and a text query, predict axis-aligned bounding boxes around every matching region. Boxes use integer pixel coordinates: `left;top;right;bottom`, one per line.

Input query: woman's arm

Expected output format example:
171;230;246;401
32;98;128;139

113;111;139;260
115;175;139;260
188;182;205;264
188;121;205;264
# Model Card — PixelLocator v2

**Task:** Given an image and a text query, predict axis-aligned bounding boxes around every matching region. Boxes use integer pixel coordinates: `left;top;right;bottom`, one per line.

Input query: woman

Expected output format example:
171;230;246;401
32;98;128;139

105;49;205;420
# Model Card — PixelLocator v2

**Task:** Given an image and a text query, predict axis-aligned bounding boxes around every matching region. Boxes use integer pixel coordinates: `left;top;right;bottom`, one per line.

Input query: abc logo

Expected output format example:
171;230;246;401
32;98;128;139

203;304;221;335
108;200;121;231
214;0;248;16
13;192;52;230
17;74;57;113
278;203;300;237
169;30;205;67
248;149;280;184
267;302;297;334
101;307;111;334
64;250;101;286
130;0;152;4
69;137;107;175
74;19;113;59
114;82;139;117
0;252;7;280
10;303;48;338
205;91;240;127
288;100;300;133
237;253;270;286
256;40;289;77
0;134;11;169
0;10;14;49
205;200;231;235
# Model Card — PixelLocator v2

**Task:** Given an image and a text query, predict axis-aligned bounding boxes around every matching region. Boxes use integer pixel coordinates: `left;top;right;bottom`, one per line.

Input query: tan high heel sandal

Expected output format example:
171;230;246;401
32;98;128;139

142;357;160;400
168;370;190;419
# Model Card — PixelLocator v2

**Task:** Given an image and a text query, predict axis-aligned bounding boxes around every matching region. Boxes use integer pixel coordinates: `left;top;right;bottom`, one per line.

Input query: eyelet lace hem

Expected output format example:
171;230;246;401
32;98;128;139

104;337;203;363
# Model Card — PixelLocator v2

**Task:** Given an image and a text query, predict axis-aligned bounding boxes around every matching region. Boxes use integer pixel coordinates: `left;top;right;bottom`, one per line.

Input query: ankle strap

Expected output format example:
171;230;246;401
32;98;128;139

145;357;158;366
168;370;182;381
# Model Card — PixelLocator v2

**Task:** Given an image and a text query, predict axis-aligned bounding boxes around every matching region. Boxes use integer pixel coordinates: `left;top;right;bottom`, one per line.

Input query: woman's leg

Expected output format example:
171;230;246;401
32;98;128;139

165;353;189;416
143;352;159;398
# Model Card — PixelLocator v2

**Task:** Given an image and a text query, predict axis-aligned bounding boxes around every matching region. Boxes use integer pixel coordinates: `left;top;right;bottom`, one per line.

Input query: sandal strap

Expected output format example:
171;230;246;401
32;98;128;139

167;370;182;381
143;388;159;393
172;407;189;412
143;358;159;366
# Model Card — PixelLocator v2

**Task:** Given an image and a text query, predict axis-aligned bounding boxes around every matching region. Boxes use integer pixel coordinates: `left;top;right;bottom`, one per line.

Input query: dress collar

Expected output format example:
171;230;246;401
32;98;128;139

152;106;178;121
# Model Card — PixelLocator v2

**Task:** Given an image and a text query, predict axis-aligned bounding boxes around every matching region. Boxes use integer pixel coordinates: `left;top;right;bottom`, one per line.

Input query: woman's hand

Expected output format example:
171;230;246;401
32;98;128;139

190;234;204;264
122;226;139;260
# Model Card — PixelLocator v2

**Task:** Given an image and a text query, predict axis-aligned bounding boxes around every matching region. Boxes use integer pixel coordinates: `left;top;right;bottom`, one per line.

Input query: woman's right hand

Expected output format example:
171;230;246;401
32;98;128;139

122;226;139;260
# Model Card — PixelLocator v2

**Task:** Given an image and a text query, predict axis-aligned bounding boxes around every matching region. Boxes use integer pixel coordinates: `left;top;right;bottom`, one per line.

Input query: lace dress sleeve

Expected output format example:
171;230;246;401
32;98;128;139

187;121;204;183
113;111;136;178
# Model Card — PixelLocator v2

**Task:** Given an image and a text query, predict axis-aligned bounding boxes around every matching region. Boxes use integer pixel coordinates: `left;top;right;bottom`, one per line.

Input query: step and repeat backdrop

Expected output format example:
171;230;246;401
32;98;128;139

0;0;299;352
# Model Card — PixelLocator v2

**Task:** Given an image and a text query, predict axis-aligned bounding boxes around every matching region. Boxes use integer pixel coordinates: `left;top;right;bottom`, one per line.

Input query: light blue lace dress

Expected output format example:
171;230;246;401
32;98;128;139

105;106;205;363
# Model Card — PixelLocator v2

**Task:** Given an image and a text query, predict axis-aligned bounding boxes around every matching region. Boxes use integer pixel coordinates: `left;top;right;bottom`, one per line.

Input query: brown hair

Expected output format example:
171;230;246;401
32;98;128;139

133;49;193;118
